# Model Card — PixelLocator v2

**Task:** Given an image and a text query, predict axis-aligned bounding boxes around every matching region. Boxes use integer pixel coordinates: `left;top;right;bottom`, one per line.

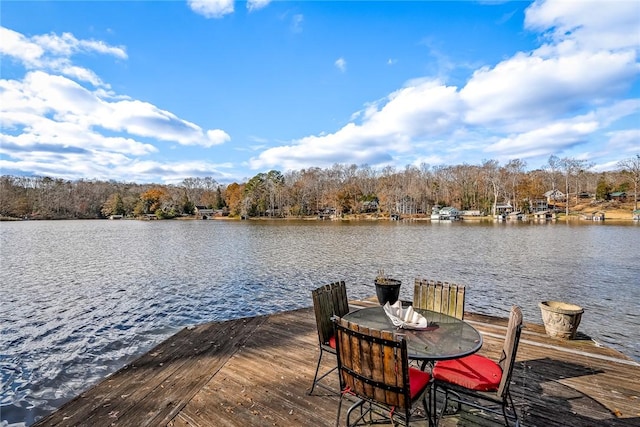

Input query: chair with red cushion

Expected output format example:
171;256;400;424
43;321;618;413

432;305;523;426
413;278;466;320
308;281;349;395
333;316;433;426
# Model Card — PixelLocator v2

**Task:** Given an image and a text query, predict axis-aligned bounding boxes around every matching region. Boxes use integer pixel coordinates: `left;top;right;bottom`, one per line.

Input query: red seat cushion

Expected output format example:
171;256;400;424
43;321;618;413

432;354;502;391
328;335;336;349
408;367;431;399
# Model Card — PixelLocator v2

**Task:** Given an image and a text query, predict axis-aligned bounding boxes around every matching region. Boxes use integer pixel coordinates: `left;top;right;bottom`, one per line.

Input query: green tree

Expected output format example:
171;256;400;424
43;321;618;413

244;173;268;216
595;174;610;201
181;193;195;215
215;187;226;209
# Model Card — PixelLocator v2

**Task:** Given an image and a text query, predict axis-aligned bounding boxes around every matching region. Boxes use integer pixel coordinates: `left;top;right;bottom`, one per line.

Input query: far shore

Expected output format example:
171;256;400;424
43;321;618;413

2;202;637;222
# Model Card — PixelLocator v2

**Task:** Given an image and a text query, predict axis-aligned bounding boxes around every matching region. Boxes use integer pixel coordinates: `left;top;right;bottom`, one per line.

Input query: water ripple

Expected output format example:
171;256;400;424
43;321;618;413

1;219;639;426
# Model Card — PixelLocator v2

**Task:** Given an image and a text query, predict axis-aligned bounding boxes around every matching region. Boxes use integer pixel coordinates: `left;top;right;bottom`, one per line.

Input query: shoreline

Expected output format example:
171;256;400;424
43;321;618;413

2;203;637;222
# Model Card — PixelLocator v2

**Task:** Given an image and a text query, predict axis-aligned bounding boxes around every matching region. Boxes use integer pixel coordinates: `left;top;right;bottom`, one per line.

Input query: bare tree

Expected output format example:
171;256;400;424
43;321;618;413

482;159;502;217
546;155;561;192
559;157;593;215
505;159;526;211
618;154;640;210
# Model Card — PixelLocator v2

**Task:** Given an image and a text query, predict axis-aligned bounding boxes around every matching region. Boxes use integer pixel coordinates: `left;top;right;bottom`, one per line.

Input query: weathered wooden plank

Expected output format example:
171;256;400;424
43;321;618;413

32;303;640;427
33;316;266;427
33;323;213;426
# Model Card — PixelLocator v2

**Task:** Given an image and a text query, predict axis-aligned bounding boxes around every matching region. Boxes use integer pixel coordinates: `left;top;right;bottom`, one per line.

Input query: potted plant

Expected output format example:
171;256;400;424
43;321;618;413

374;270;402;305
539;301;584;339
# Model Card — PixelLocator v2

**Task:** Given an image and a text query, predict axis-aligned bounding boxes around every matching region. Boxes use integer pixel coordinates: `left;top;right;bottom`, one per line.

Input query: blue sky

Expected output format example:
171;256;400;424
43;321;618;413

1;0;639;184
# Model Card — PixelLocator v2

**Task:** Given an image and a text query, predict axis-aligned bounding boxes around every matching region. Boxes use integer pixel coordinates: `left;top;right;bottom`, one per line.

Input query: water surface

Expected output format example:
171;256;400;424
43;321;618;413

1;219;638;425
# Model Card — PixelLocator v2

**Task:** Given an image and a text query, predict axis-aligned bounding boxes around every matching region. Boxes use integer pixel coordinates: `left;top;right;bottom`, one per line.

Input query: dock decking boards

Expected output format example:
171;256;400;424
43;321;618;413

33;302;639;427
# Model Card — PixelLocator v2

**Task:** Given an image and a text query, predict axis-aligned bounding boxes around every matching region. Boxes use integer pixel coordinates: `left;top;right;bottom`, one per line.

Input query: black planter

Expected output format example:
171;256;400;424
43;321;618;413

374;278;402;305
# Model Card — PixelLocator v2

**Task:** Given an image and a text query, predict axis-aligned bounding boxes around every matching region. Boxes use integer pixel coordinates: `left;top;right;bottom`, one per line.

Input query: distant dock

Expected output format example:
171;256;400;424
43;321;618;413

34;300;640;427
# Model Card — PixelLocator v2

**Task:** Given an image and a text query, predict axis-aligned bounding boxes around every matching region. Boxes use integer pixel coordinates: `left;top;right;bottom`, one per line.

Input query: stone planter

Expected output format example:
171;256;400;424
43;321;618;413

539;301;584;339
374;278;402;305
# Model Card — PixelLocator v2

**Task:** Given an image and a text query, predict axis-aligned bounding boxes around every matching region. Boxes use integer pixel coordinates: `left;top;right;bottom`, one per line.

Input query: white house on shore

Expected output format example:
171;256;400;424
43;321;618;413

544;189;565;203
194;206;215;219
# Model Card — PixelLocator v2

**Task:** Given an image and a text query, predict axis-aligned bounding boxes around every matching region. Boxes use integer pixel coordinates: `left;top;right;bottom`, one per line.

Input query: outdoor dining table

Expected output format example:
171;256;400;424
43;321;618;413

342;305;483;364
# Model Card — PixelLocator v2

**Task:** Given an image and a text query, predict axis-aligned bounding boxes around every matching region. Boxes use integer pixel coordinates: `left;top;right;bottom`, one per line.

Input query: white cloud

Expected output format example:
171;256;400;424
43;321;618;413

0;27;45;66
32;31;127;59
0;26;126;88
250;80;462;170
291;14;304;33
2;0;638;183
606;129;640;154
207;129;232;146
1;70;229;148
1;26;232;182
187;0;234;19
125;160;235;184
525;0;640;53
460;49;638;129
247;0;271;12
485;119;599;157
251;0;639;173
0;155;232;184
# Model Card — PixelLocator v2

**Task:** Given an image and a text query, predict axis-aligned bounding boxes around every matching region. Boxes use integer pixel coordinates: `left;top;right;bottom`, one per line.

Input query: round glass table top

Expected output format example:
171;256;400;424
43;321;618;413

343;305;483;361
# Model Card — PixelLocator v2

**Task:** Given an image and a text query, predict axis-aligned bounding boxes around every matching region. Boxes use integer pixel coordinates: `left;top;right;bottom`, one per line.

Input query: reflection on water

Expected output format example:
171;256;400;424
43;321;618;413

1;219;639;425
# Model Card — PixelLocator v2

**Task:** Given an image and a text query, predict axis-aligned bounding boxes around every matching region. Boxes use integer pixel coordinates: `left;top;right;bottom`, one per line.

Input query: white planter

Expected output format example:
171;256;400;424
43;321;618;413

539;301;584;339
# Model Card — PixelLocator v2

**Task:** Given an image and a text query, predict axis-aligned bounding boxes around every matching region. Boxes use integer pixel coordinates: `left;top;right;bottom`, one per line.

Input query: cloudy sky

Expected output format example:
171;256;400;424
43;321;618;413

1;0;639;184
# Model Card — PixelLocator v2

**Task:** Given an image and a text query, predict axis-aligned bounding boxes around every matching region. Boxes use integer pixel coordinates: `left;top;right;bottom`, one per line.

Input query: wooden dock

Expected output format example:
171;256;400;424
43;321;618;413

33;300;640;427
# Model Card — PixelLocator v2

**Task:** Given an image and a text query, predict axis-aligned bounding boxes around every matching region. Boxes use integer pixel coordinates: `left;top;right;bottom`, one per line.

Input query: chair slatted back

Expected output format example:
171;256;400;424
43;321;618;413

497;305;523;399
413;278;466;319
333;316;411;410
312;281;349;347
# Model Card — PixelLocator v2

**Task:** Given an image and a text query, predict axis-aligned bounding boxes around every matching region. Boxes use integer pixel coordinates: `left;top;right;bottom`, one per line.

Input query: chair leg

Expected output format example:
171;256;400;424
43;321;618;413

435;385;461;425
309;347;338;395
335;392;344;427
436;386;448;426
422;391;434;427
502;391;518;427
308;347;325;395
429;382;437;427
345;399;366;427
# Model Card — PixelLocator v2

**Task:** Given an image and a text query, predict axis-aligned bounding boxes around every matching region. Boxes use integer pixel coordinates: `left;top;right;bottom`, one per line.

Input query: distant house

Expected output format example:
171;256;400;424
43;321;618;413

530;199;548;213
439;206;460;217
194;205;215;219
362;200;379;213
431;206;460;220
581;211;605;221
317;207;336;220
544;189;565;202
460;210;482;217
578;192;592;199
608;192;627;202
493;202;513;215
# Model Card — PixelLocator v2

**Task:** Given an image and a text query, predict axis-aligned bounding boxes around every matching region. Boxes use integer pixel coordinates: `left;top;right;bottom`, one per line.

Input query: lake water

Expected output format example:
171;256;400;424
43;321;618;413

1;219;639;425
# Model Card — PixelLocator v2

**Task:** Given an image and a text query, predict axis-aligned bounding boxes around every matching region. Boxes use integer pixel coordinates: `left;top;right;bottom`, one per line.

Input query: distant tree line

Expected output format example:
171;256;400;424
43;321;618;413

1;155;638;220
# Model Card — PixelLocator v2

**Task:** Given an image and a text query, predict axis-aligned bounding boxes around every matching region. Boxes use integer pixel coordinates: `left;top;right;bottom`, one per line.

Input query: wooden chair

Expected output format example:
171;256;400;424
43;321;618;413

413;278;466;320
333;316;433;427
308;281;350;395
432;305;523;426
